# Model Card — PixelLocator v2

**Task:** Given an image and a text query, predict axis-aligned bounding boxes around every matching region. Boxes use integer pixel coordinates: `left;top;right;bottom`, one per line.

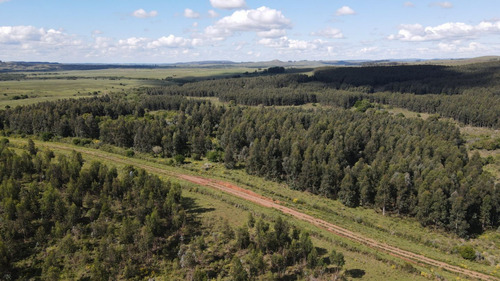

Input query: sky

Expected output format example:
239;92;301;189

0;0;499;63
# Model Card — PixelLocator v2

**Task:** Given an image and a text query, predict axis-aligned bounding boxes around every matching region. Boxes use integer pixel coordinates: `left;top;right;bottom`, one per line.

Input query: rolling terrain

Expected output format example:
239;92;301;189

9;138;500;280
1;59;500;280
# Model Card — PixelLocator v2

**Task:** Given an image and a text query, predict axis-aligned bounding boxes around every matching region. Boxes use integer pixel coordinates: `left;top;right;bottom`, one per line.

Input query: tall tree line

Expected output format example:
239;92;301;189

0;93;498;237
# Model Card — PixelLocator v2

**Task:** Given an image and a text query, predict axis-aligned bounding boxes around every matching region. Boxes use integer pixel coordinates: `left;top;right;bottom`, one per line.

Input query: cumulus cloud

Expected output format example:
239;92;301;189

257;29;286;38
336;6;356;16
360;46;378;53
184;8;200;19
0;25;78;46
430;2;453;8
210;0;246;10
147;35;195;48
123;36;200;49
388;20;500;41
258;36;318;50
437;41;483;53
208;10;219;18
204;6;291;40
311;27;344;39
132;9;158;18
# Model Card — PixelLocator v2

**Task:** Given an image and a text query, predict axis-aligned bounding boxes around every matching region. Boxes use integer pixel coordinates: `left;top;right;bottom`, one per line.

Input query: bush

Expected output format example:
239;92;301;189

458;245;475;260
40;132;53;141
126;149;135;157
174;154;185;164
206;150;222;162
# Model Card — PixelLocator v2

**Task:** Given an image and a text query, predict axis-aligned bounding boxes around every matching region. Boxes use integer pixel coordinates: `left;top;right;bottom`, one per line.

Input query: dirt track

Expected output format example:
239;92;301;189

35;141;499;281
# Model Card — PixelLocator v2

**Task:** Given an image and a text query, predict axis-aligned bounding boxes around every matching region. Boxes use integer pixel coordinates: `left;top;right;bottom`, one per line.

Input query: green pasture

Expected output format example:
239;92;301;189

0;66;259;108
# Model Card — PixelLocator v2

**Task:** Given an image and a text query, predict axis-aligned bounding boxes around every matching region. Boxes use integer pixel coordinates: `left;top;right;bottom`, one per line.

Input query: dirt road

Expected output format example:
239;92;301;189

32;141;498;281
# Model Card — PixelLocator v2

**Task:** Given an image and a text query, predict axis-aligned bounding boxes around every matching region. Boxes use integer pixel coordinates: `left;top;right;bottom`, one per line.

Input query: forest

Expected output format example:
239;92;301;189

1;61;500;280
0;140;343;280
0;85;498;238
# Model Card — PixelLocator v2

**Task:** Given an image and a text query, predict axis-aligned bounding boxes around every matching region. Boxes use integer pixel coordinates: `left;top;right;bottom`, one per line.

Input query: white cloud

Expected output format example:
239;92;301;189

210;0;246;10
147;35;197;48
204;6;291;40
208;10;219;18
336;6;356;16
184;8;200;19
93;36;112;49
118;37;148;49
438;41;483;53
132;9;158;19
0;26;41;43
360;46;378;53
388;20;500;42
404;2;415;7
0;25;79;46
258;36;318;50
430;2;453;8
0;0;11;3
311;27;344;39
257;29;286;38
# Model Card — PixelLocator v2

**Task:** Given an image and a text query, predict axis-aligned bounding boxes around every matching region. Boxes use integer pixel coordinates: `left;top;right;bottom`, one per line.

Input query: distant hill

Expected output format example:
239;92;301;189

1;56;499;72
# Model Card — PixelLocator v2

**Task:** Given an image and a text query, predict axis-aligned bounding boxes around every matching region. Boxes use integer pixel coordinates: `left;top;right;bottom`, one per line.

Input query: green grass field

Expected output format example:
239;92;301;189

8;137;499;280
0;67;258;108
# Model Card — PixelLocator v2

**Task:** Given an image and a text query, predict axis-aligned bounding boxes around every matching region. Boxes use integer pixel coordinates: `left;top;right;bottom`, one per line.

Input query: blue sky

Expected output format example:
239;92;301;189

0;0;499;63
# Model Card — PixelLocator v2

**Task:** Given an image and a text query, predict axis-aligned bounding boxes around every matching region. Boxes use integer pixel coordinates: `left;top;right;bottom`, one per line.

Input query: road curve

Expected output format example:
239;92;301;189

32;141;499;281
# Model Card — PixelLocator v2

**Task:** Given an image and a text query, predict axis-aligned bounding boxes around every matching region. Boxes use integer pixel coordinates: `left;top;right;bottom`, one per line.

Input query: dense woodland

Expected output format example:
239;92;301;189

0;141;340;280
147;61;500;128
0;82;498;238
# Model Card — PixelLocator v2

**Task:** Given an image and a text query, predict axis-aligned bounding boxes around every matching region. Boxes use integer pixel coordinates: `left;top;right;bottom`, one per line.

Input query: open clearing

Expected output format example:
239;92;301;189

0;67;257;108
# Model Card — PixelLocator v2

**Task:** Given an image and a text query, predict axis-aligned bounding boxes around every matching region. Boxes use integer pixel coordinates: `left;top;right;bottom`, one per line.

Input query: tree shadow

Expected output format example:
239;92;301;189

315;246;328;256
345;269;366;278
181;197;216;215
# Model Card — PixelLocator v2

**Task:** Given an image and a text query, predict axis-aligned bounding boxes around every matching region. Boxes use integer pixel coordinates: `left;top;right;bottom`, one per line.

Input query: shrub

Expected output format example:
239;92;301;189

174;154;185;164
458;245;475;260
126;149;135;157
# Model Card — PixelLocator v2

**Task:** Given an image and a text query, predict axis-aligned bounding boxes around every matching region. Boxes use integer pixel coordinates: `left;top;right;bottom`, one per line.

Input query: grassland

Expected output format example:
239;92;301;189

0;66;258;108
8;137;500;280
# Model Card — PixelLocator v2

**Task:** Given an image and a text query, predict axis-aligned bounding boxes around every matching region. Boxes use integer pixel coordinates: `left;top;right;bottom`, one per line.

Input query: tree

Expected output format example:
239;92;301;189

375;174;392;216
27;139;37;155
247;212;255;228
224;144;236;169
192;267;208;281
230;256;248;281
248;250;266;278
330;249;345;277
307;247;319;269
339;167;359;207
448;192;469;237
271;253;286;277
0;238;10;274
274;216;290;248
236;227;250;249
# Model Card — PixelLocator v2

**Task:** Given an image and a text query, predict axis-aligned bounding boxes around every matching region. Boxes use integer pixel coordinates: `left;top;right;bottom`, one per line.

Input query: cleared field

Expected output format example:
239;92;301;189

24;67;258;80
0;78;141;108
8;138;500;280
0;66;257;108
